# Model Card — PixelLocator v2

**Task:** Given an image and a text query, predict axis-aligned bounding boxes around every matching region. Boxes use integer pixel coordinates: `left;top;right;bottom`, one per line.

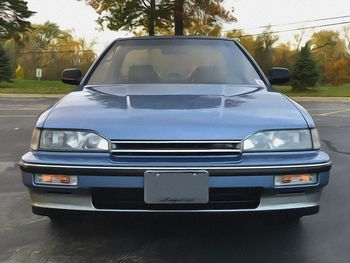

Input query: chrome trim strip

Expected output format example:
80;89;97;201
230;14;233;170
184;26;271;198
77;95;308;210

110;140;242;144
33;206;319;213
19;161;332;171
111;140;242;154
111;149;241;153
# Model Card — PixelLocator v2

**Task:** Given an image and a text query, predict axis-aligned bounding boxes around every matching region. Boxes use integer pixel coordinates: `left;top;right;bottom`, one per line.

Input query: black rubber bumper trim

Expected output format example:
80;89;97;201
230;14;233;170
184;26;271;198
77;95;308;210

32;205;320;217
19;161;332;176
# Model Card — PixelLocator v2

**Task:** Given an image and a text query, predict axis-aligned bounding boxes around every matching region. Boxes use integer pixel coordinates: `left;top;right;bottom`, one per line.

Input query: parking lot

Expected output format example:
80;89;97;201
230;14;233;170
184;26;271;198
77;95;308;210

0;97;349;263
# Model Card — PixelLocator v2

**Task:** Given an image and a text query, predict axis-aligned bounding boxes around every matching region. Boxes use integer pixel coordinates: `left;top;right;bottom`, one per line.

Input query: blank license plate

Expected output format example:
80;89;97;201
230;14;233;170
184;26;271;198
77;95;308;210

144;170;209;204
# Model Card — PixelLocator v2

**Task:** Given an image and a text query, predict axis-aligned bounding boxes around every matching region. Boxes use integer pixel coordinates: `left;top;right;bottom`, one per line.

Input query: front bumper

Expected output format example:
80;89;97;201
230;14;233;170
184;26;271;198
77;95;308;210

20;166;331;214
19;149;331;214
29;188;322;213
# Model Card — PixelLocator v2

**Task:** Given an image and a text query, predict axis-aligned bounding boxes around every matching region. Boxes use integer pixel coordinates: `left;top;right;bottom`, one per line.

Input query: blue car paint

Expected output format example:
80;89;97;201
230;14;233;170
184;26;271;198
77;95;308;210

282;94;316;128
21;150;329;168
38;85;310;140
22;171;330;190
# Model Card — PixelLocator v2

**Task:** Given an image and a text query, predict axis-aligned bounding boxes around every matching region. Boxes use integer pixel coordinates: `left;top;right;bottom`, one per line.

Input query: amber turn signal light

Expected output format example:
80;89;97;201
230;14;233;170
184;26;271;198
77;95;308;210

274;174;317;186
35;174;78;186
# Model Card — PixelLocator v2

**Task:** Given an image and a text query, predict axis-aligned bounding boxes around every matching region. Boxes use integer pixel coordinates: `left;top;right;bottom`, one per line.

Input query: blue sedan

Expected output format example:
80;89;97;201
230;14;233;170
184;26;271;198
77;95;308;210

19;36;331;221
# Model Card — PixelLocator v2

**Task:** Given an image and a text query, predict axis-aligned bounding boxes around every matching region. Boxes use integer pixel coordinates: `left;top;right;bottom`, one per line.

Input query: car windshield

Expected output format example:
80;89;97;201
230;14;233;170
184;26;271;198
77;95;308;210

87;38;264;85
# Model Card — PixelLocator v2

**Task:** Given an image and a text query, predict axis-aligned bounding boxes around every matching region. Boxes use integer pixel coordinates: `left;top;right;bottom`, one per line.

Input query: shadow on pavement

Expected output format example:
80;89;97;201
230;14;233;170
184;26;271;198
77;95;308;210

44;213;306;263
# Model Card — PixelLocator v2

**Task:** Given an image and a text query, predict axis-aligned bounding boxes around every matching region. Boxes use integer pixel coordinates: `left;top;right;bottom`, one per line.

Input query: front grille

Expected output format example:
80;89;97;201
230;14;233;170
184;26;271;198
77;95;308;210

91;188;261;210
110;141;242;156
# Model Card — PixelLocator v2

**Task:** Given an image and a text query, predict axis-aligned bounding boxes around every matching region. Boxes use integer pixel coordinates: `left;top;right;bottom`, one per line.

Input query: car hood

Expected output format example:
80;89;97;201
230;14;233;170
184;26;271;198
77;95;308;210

42;84;308;140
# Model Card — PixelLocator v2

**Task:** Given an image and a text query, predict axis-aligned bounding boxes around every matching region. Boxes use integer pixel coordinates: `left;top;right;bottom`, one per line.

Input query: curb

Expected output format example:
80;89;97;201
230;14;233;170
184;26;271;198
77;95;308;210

291;97;350;103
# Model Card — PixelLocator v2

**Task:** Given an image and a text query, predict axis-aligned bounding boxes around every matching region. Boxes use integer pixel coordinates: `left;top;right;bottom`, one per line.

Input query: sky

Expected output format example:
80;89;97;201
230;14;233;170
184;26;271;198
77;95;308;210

26;0;350;54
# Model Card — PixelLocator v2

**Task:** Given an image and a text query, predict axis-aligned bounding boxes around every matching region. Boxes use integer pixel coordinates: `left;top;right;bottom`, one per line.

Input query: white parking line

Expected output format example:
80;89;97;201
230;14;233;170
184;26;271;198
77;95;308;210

318;108;350;116
0;104;49;109
0;107;48;110
0;162;15;172
0;115;37;118
306;109;340;111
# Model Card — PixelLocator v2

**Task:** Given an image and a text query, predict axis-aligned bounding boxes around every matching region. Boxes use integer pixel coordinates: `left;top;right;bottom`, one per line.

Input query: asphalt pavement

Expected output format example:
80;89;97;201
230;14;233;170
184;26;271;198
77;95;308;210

0;98;349;263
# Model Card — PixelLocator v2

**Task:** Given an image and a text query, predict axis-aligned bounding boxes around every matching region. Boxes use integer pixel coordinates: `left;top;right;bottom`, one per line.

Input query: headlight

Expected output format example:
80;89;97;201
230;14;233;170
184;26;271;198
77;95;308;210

243;129;320;152
31;129;109;151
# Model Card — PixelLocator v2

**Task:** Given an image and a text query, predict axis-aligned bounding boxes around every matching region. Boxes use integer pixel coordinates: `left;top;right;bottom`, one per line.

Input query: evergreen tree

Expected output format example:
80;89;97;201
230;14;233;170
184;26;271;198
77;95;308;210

0;0;35;39
0;43;11;82
291;42;320;91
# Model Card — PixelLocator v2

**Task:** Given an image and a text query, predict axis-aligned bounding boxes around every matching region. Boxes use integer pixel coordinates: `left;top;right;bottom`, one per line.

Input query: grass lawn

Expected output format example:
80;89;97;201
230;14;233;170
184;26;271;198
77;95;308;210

0;79;74;94
274;84;350;97
0;79;350;97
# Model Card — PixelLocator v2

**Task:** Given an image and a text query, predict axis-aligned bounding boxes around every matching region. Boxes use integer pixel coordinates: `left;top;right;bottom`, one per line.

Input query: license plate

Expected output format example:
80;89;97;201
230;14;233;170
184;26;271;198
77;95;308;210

144;170;209;204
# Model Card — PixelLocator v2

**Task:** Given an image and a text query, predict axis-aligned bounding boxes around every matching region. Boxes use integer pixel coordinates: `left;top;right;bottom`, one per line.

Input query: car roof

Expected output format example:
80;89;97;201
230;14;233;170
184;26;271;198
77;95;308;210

113;35;237;43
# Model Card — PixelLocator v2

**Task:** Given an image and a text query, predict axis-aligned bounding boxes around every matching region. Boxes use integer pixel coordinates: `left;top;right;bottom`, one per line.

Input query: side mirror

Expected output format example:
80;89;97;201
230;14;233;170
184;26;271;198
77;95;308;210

61;68;82;85
268;67;291;85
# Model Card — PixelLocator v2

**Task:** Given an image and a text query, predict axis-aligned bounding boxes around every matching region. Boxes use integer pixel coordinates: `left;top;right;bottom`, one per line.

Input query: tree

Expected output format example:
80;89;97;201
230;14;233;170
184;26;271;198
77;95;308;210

253;30;279;74
227;29;350;87
0;0;35;39
0;43;11;82
225;29;280;73
310;30;348;83
291;42;320;91
184;0;236;35
324;58;350;85
174;0;185;35
272;43;295;70
310;30;347;64
80;0;235;36
226;30;257;55
5;22;96;80
342;26;350;55
80;0;172;36
1;0;34;78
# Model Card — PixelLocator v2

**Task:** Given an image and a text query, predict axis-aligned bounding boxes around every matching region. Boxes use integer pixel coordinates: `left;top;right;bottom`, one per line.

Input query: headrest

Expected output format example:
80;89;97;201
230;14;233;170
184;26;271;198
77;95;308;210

128;65;159;83
191;66;221;83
